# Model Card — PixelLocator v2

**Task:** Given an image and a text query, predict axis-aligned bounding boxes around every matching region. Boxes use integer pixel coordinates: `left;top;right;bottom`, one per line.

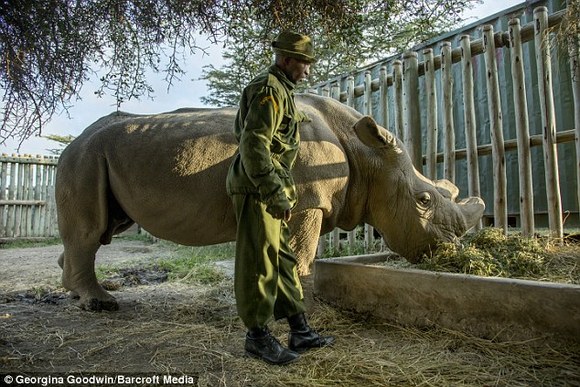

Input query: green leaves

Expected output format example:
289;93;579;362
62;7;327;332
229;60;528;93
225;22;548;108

201;0;480;106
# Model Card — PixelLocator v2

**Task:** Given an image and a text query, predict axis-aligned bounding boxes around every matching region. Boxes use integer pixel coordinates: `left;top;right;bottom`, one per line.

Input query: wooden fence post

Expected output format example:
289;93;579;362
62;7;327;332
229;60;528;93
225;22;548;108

460;35;482;230
364;70;373;116
534;6;563;239
509;18;535;236
328;79;355;252
379;65;389;130
403;52;422;170
364;70;375;249
7;159;17;236
44;156;56;237
441;42;456;183
41;161;50;236
393;60;404;140
317;81;342;255
331;81;341;101
423;48;438;180
346;75;355;108
0;161;6;236
483;25;508;234
568;29;580;223
316;86;325;255
34;161;42;234
24;161;33;236
346;75;357;248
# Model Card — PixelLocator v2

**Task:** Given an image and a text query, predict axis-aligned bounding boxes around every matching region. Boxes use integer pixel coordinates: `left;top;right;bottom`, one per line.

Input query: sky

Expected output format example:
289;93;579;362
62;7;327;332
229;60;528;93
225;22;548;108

2;0;523;155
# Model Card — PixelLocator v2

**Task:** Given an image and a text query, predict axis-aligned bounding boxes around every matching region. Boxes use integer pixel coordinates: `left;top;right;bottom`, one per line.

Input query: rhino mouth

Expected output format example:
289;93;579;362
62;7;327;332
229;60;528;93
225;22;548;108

391;222;461;264
399;244;433;264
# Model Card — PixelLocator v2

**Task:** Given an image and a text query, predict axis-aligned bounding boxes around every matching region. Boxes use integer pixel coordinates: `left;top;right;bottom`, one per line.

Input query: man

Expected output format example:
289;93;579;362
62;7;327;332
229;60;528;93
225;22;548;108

226;31;334;365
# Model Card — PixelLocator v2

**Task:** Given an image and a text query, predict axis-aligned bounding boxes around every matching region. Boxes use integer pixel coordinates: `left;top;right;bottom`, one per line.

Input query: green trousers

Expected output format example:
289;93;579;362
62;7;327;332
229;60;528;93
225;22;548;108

231;194;306;329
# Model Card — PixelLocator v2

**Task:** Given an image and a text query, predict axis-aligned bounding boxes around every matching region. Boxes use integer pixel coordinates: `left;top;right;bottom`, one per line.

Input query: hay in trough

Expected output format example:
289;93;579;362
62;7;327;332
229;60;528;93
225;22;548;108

412;228;580;284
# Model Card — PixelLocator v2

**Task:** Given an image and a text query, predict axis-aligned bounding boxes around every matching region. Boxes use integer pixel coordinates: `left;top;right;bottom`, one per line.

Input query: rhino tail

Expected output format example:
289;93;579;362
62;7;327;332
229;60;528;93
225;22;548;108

99;195;135;244
99;175;135;245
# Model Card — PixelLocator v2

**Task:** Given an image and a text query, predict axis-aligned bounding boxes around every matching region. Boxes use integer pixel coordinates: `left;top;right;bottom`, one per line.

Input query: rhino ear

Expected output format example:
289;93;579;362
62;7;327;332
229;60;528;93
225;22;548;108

353;116;396;149
434;179;459;201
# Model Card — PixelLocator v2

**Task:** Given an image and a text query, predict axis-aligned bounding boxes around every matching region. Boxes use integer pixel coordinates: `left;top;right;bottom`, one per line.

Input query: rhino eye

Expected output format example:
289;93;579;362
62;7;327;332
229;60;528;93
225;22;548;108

417;192;432;207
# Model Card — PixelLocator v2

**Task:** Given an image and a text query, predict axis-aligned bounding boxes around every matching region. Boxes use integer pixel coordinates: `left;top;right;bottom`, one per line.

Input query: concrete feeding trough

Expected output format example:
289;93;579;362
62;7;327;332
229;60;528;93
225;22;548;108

314;253;580;343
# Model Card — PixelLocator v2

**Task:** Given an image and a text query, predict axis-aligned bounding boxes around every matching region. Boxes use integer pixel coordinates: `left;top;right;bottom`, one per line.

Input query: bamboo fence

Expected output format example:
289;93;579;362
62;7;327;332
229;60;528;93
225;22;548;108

0;154;59;239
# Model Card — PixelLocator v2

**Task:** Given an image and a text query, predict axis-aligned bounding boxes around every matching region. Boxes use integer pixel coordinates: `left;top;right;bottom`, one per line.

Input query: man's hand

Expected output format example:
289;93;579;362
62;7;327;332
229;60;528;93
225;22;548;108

273;209;292;222
266;193;292;221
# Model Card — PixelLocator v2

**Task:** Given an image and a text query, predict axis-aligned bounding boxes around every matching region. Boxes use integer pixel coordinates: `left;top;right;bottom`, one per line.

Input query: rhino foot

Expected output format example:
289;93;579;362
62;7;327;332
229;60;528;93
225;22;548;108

80;297;119;312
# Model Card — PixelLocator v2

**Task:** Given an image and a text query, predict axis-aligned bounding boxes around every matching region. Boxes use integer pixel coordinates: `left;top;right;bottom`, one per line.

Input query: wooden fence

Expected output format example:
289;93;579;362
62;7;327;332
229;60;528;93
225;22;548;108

315;5;579;251
0;154;59;239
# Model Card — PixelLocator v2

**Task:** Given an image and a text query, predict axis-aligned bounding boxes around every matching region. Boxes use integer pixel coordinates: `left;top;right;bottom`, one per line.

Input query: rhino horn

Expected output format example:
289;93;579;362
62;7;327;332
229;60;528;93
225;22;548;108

458;197;486;231
353;116;398;150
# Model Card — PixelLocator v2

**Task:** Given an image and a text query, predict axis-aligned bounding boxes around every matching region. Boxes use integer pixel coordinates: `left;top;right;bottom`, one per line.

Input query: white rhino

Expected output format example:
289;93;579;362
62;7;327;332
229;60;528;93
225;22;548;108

56;93;484;311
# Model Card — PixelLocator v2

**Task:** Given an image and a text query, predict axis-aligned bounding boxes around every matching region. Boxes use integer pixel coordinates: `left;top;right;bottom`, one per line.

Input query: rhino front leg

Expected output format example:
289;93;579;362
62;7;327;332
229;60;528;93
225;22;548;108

289;209;323;276
60;241;119;311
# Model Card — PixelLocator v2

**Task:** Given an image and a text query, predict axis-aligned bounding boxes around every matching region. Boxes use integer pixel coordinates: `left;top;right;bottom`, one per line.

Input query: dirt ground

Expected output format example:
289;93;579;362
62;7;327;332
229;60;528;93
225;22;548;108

1;238;579;386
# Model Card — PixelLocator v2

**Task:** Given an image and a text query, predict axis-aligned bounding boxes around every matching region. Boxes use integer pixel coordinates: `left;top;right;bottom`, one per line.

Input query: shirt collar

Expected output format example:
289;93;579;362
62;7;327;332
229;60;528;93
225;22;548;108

269;65;296;91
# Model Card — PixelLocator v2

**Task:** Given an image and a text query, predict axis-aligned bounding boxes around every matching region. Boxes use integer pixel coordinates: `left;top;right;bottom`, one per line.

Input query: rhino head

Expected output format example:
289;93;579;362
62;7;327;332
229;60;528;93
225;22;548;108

353;116;485;262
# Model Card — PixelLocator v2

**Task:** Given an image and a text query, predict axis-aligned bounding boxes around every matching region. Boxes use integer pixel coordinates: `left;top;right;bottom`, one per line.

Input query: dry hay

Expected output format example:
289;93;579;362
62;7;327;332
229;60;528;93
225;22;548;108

2;270;579;387
380;228;580;285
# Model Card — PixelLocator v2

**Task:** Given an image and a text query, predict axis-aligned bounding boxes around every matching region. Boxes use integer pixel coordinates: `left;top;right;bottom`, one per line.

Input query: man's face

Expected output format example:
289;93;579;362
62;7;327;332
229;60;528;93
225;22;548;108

285;58;311;84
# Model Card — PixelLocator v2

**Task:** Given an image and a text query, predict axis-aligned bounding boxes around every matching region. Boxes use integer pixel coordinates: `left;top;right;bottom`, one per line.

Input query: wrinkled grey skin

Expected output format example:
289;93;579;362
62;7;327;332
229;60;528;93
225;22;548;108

56;94;484;311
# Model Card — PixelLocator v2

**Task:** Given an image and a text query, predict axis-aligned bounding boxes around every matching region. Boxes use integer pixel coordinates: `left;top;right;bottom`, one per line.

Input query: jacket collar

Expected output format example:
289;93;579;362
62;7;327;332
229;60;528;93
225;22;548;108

269;65;296;91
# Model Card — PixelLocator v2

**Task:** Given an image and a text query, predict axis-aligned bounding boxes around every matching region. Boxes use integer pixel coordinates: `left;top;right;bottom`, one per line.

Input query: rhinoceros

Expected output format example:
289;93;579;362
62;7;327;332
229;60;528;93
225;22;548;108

55;93;484;311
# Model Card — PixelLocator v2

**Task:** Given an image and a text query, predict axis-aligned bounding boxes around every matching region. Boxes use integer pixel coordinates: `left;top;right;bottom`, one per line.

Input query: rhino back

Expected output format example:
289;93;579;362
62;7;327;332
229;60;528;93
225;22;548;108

58;95;364;245
60;108;240;245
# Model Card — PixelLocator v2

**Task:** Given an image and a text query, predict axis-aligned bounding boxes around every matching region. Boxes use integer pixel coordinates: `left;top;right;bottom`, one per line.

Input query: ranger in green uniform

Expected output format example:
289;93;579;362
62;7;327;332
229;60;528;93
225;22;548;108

226;31;334;365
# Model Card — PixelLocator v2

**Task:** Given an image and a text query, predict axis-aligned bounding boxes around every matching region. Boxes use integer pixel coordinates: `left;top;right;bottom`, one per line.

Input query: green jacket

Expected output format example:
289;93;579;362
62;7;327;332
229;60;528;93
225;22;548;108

226;65;306;215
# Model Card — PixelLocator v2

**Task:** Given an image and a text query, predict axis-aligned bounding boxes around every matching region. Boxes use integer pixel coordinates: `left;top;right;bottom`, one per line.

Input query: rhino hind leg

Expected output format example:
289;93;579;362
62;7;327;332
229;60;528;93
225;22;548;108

58;184;130;311
61;210;132;311
60;240;120;311
58;252;79;300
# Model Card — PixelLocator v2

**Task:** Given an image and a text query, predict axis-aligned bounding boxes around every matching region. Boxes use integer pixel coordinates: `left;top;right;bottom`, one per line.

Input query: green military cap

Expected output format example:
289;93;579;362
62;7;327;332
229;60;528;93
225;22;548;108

272;31;316;63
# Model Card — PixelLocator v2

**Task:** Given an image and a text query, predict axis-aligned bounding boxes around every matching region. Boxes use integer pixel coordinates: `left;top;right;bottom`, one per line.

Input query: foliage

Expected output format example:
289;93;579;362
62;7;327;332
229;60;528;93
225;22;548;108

552;0;579;73
1;0;480;145
556;0;580;41
200;22;272;107
1;0;221;146
201;0;481;106
43;134;75;155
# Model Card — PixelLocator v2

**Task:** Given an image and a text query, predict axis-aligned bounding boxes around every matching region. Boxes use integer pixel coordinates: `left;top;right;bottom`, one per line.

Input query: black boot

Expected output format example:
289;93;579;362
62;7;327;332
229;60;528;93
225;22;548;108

245;327;300;365
287;313;335;353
